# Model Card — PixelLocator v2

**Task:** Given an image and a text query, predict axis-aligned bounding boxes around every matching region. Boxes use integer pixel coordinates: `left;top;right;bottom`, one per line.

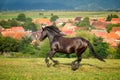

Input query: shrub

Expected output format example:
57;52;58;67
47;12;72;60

93;37;109;58
115;43;120;59
18;36;38;54
0;36;20;53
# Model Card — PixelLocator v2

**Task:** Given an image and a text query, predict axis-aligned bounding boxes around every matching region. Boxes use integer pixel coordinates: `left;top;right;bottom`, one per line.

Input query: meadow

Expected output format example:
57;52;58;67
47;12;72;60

0;11;120;80
0;58;120;80
0;11;120;20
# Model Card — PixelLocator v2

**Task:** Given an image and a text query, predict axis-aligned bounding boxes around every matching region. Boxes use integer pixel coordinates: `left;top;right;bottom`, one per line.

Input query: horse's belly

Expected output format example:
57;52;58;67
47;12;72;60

58;45;75;54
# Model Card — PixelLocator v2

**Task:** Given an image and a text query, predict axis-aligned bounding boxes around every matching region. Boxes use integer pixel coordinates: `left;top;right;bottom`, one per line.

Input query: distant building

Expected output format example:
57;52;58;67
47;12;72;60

111;18;120;24
33;18;52;26
1;26;27;40
91;21;108;30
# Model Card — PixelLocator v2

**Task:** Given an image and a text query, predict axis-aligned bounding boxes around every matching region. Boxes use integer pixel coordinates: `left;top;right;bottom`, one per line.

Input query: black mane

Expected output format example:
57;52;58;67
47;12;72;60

45;26;63;36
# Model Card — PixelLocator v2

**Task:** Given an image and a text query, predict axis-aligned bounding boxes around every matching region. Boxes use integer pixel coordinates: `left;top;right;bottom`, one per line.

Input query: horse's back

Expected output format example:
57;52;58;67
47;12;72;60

52;36;88;53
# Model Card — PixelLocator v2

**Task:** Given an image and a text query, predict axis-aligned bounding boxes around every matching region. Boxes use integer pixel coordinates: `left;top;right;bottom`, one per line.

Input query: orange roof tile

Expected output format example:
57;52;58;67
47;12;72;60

98;17;106;22
111;18;120;24
11;26;25;32
107;32;120;39
111;27;120;32
35;18;52;26
91;30;107;38
13;32;27;40
92;21;108;30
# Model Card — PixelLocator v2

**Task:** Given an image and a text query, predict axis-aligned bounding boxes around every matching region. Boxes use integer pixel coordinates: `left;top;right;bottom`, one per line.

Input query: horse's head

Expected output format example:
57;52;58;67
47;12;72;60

39;27;47;41
39;26;66;41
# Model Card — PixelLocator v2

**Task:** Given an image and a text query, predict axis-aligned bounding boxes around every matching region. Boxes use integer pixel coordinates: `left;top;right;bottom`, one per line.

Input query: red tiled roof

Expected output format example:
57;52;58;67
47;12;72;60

35;18;52;26
111;27;120;32
11;26;25;32
62;30;75;36
92;21;108;30
91;30;107;38
1;31;27;40
13;32;26;40
98;17;106;22
1;26;27;40
107;32;120;39
111;18;120;24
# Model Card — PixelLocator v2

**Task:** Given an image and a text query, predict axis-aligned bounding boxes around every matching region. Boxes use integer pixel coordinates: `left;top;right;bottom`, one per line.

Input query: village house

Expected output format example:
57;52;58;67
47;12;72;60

33;18;52;26
91;27;120;47
98;17;106;22
91;30;107;39
74;17;82;22
59;23;78;36
1;26;28;40
55;18;67;26
91;21;108;30
111;18;120;24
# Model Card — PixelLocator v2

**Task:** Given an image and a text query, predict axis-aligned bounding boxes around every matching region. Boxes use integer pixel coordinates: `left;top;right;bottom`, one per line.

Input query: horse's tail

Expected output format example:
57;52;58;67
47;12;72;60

87;41;105;62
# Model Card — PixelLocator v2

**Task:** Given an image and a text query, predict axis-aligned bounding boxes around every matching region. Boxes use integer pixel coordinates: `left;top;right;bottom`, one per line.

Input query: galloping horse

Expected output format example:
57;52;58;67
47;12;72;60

39;26;105;70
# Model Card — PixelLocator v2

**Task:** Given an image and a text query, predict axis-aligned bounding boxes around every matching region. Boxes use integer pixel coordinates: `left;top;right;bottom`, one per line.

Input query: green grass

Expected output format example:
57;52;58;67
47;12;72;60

0;58;120;80
0;11;120;20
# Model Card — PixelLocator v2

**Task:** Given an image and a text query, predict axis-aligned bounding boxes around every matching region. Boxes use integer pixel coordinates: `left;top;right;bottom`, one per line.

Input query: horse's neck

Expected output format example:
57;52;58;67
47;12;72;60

47;32;56;43
47;32;61;43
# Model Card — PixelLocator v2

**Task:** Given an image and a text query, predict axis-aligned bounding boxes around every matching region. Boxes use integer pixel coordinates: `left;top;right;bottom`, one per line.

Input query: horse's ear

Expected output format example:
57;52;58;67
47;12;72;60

40;27;44;33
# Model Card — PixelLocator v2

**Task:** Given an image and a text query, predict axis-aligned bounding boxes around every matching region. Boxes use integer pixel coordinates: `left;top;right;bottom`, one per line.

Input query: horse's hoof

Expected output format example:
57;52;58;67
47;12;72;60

47;63;51;67
54;60;59;64
71;64;79;71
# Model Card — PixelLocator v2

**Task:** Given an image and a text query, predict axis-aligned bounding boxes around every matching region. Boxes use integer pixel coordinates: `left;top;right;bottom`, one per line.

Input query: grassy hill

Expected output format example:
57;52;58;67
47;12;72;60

0;58;120;80
0;11;120;20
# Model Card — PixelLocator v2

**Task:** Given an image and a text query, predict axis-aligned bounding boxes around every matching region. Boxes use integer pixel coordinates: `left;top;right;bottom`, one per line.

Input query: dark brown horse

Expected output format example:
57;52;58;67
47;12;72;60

39;26;105;70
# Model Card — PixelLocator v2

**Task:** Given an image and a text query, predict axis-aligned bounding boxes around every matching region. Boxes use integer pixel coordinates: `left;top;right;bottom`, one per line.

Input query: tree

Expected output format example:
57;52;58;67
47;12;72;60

115;43;120;59
22;21;37;31
18;36;37;54
8;18;20;27
75;17;90;29
50;15;59;22
17;13;26;22
106;24;113;33
106;24;120;33
93;36;109;58
0;20;11;28
0;36;20;53
106;14;119;21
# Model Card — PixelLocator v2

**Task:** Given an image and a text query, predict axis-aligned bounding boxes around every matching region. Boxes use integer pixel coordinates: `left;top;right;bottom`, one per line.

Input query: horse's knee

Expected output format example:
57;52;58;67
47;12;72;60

45;58;49;63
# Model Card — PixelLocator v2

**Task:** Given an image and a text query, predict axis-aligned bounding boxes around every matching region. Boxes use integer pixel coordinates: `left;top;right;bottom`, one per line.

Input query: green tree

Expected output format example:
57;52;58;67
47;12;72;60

106;24;120;33
17;13;26;22
75;17;90;29
106;24;113;33
93;36;109;58
0;20;11;28
106;14;119;21
50;15;59;22
18;36;37;54
23;21;37;31
0;36;20;53
8;18;20;27
115;43;120;59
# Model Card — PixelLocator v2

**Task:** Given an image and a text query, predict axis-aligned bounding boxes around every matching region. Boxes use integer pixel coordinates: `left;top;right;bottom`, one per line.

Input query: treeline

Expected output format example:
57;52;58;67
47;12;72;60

0;13;37;31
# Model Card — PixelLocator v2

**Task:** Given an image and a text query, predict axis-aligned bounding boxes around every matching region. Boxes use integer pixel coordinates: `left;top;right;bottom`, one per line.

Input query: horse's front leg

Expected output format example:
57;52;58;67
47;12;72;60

45;52;51;67
49;50;59;65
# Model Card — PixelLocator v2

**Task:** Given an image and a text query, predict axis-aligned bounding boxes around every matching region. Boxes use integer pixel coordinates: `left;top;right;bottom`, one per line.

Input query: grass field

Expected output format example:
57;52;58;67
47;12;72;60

0;11;120;20
0;58;120;80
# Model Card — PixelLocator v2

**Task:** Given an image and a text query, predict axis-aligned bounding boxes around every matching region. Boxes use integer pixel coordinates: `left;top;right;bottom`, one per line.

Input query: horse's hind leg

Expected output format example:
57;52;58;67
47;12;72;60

71;48;86;70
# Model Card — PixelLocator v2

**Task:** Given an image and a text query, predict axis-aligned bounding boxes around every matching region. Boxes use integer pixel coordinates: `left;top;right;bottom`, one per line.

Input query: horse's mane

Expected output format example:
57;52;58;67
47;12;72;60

45;26;64;36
